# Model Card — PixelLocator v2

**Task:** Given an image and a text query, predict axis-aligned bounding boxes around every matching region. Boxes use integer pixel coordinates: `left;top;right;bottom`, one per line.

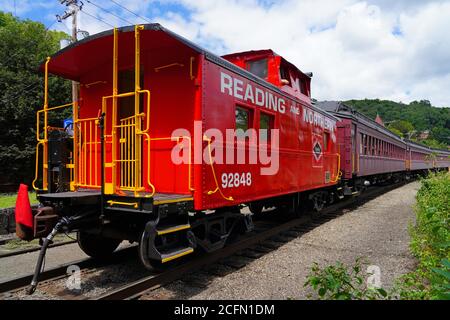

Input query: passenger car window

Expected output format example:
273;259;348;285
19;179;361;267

246;59;268;80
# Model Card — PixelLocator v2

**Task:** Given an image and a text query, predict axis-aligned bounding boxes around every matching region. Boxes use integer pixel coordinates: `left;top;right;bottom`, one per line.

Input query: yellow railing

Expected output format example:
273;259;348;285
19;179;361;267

34;25;194;199
329;153;342;183
32;56;75;191
74;117;101;189
148;136;194;194
32;141;46;191
100;25;159;197
118;115;137;191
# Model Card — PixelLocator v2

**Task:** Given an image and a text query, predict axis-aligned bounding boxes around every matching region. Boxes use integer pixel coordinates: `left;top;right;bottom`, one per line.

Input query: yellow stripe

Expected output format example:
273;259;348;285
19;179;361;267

153;197;193;205
157;224;190;236
107;200;139;209
161;248;194;263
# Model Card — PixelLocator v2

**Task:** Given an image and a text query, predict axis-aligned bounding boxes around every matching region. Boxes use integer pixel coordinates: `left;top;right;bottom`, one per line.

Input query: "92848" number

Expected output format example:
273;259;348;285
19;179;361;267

221;172;252;189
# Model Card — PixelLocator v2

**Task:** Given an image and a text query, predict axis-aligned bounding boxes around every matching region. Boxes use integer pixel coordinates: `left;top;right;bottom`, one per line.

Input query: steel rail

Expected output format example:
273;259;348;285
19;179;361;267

0;246;137;294
0;240;77;259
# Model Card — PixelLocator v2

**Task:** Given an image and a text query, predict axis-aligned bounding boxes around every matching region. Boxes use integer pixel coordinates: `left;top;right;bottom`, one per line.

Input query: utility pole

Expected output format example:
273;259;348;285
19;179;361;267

57;0;83;108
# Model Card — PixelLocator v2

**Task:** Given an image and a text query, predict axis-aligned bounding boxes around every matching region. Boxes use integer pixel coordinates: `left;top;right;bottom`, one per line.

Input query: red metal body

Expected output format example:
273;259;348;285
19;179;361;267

198;58;339;209
43;25;340;211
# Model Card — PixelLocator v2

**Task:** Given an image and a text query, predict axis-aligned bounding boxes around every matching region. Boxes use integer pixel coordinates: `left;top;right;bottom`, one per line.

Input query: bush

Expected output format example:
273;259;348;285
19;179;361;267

304;173;450;300
304;258;388;300
396;172;450;300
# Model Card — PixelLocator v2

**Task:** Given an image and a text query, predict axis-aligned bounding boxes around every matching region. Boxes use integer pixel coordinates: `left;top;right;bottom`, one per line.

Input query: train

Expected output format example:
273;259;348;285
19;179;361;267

14;24;450;294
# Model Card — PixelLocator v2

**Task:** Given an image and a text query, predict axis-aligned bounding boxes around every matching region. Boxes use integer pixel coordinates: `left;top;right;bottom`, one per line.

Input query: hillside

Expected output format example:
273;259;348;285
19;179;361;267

344;99;450;149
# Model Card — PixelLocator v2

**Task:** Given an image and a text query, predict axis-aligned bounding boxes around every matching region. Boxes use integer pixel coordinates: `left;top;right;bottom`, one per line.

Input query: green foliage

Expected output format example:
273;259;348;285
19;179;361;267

389;127;403;138
305;173;450;300
421;139;448;150
0;192;38;208
304;258;389;300
388;120;415;137
0;11;71;186
396;173;450;300
345;99;450;147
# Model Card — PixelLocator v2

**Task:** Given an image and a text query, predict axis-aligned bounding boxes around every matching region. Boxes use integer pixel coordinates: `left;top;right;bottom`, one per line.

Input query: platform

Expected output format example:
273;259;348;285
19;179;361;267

38;191;101;206
37;191;192;206
152;193;193;205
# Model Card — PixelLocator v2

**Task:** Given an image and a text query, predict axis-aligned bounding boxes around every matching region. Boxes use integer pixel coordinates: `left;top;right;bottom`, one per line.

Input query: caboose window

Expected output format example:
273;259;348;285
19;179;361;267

246;59;268;80
259;112;274;142
280;65;291;86
323;132;330;152
236;107;251;136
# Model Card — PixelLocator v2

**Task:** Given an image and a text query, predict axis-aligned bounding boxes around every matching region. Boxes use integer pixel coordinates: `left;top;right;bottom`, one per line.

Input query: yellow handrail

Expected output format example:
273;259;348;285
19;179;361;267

32;141;45;191
33;57;79;191
329;153;342;183
154;63;184;73
203;135;234;201
107;200;139;209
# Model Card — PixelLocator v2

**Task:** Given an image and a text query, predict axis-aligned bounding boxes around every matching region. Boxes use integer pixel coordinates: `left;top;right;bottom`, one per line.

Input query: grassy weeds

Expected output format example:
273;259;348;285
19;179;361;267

395;172;450;299
1;233;76;251
0;192;38;209
304;172;450;300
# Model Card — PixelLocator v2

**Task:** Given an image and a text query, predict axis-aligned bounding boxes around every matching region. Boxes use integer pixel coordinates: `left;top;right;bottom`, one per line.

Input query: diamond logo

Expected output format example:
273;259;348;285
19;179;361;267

313;142;322;160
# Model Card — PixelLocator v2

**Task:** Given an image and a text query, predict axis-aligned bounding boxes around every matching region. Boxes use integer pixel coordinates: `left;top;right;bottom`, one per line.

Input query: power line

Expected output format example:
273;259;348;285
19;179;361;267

85;0;134;26
107;0;151;24
81;9;115;28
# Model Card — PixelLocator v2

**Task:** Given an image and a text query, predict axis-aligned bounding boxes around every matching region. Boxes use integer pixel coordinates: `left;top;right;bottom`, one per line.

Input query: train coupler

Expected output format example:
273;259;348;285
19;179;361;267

26;210;96;295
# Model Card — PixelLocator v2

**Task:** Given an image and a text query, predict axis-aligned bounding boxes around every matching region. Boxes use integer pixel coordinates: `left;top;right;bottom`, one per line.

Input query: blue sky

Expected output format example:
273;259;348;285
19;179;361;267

2;0;450;107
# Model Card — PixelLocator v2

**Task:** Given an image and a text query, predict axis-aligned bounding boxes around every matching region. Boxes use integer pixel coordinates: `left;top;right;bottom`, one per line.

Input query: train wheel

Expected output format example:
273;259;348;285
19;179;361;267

77;232;122;259
309;192;327;220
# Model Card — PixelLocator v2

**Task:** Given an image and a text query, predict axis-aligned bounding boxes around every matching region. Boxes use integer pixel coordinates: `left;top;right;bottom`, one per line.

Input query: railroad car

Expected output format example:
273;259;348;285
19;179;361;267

17;24;342;293
433;148;450;169
406;140;435;171
15;24;450;294
316;101;450;193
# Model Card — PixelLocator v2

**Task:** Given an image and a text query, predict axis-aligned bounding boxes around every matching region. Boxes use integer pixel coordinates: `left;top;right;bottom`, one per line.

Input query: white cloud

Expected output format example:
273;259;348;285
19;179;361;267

154;0;450;107
8;0;448;106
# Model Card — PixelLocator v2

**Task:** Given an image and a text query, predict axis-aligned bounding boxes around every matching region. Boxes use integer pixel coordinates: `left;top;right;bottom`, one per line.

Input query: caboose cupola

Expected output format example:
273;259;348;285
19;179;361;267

222;49;312;103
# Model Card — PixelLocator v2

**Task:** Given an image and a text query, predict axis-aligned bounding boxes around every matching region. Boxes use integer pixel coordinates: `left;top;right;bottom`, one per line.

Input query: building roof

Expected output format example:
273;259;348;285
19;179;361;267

375;114;385;126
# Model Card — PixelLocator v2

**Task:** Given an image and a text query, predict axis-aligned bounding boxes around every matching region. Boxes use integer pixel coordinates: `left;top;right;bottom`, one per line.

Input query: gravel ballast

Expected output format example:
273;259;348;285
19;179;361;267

146;182;420;300
0;182;420;300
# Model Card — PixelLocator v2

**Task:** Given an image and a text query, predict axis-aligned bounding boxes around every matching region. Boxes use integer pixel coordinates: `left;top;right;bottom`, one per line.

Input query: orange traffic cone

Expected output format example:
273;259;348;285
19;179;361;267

15;184;34;241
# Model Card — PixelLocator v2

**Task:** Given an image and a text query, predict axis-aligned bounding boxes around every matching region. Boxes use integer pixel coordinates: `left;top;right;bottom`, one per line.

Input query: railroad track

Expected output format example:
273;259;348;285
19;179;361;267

94;181;409;300
0;181;408;300
0;239;77;259
0;245;138;296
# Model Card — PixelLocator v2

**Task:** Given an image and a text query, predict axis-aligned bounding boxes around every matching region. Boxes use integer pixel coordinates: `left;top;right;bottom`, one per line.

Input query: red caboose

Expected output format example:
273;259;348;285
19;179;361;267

23;24;340;292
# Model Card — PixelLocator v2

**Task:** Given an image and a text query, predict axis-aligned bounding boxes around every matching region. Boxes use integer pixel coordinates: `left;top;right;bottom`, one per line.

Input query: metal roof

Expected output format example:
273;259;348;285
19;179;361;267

42;23;335;119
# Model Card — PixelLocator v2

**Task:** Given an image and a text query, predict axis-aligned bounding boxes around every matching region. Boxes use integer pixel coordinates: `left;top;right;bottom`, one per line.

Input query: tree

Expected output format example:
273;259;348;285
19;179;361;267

0;12;71;187
345;99;450;147
389;127;403;138
388;120;415;138
421;139;447;150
